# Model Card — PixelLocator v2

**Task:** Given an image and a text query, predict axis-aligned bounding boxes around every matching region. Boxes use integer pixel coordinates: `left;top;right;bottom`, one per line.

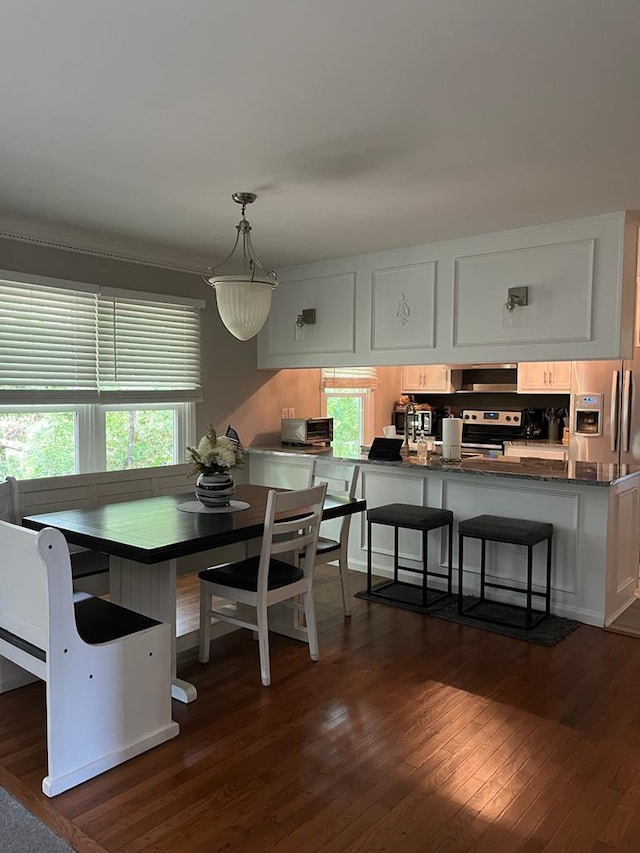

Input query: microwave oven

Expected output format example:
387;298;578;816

281;417;333;446
392;409;441;438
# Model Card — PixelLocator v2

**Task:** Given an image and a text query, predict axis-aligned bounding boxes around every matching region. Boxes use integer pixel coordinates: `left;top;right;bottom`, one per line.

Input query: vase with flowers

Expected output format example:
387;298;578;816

187;425;243;507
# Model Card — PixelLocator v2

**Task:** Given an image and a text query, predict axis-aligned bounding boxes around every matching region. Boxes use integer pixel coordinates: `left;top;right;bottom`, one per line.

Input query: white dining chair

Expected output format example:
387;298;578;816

307;460;360;617
198;483;327;687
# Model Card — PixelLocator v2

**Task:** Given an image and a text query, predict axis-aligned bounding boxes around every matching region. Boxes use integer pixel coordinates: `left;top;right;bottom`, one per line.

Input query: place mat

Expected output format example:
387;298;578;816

177;500;250;514
355;585;582;647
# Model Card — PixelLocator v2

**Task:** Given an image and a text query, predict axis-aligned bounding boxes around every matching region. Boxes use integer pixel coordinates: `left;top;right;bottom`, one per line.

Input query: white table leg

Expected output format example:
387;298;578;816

109;556;197;703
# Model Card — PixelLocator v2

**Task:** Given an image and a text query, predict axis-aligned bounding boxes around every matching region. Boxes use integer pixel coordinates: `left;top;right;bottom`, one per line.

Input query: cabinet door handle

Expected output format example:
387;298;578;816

543;370;548;385
548;369;553;385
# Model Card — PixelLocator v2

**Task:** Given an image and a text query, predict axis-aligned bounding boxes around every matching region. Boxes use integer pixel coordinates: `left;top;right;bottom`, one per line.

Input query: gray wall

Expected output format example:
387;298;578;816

0;236;287;445
0;237;404;447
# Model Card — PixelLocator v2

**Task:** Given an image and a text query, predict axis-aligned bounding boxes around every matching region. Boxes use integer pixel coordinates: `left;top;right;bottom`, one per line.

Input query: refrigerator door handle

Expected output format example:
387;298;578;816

611;370;620;453
621;369;632;453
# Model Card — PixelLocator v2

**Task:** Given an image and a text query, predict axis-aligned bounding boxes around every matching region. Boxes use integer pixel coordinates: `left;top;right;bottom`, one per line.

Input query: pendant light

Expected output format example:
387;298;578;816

202;192;278;341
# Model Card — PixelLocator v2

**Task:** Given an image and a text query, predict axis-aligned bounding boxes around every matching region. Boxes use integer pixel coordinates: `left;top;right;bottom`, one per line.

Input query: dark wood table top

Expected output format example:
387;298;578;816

22;483;366;564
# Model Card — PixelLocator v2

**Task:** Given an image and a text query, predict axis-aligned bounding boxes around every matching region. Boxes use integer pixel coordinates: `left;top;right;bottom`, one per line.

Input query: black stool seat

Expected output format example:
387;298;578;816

367;503;454;610
367;504;453;531
458;515;553;546
458;513;554;630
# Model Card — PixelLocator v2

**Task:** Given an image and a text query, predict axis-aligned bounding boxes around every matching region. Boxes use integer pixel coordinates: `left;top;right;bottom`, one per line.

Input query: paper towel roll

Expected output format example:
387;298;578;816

442;418;462;461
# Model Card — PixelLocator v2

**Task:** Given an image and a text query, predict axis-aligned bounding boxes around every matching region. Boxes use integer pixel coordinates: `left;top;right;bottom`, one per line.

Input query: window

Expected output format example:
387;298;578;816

0;271;202;479
322;368;377;454
0;409;77;479
0;403;194;479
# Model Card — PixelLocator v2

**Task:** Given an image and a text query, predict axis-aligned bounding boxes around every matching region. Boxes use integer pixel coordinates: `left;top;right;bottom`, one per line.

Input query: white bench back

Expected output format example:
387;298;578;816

0;521;68;656
14;464;193;519
0;477;19;523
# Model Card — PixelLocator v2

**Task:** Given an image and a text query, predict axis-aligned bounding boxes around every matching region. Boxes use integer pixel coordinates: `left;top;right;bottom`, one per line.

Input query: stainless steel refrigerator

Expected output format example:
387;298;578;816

569;353;640;464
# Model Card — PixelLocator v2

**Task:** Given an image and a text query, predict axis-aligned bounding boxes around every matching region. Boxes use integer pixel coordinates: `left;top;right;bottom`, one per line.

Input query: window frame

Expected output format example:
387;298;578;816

0;270;201;478
0;402;195;477
323;387;374;447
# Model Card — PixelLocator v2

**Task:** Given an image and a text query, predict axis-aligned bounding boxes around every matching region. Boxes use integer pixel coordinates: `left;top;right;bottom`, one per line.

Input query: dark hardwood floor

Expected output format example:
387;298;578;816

2;569;640;852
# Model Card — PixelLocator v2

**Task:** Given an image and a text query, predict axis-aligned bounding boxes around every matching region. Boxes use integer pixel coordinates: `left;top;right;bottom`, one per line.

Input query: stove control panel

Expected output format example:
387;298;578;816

462;410;522;426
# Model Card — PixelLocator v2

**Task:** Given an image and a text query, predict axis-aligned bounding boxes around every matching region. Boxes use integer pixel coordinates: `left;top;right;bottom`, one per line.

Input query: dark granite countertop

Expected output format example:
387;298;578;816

248;444;640;486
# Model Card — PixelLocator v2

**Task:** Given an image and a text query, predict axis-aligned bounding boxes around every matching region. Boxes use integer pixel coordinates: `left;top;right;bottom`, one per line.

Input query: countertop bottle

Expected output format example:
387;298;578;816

416;432;429;462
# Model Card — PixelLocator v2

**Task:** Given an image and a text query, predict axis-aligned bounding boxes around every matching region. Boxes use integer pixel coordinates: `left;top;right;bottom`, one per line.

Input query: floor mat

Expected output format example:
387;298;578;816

0;788;73;852
355;583;582;647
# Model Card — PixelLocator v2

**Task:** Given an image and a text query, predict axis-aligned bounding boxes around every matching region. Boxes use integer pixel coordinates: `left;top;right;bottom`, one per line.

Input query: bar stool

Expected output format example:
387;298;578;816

367;504;453;609
457;514;553;629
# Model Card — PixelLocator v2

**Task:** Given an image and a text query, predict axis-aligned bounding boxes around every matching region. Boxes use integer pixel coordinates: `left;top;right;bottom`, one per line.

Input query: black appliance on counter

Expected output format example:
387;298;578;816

392;408;443;438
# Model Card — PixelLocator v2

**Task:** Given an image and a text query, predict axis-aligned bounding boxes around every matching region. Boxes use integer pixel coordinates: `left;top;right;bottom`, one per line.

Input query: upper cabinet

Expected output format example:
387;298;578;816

517;361;572;393
258;271;357;368
257;212;638;369
402;365;461;393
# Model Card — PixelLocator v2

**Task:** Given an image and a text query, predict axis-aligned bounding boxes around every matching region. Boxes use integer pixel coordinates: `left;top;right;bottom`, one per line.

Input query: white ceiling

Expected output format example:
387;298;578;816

1;0;640;272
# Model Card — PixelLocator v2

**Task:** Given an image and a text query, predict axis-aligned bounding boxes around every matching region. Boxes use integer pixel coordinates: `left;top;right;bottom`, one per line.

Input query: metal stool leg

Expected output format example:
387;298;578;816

479;538;486;602
526;543;534;629
367;520;373;594
458;533;464;614
545;535;552;616
393;525;399;583
447;522;453;595
422;528;428;608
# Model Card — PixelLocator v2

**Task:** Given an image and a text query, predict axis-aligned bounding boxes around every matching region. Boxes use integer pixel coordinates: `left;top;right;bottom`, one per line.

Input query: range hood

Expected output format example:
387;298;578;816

448;364;518;392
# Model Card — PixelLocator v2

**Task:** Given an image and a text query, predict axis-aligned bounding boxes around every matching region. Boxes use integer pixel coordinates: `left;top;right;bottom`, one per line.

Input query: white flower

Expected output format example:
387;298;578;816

187;425;243;477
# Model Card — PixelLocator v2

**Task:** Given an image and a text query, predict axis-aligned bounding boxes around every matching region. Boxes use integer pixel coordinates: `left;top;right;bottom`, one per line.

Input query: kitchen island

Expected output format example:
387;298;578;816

247;445;640;627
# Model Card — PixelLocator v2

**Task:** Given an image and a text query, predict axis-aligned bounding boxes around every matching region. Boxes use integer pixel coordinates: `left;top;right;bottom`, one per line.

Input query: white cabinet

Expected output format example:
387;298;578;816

257;271;357;369
401;365;461;393
503;443;568;461
258;211;638;369
517;362;572;393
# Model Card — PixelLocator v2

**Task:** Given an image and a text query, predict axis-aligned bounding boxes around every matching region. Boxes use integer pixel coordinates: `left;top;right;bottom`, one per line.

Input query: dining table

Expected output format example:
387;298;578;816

23;483;366;703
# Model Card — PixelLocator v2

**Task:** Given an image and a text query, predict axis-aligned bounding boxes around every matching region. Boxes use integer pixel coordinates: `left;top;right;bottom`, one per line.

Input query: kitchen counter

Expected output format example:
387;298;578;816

247;444;640;628
248;444;638;486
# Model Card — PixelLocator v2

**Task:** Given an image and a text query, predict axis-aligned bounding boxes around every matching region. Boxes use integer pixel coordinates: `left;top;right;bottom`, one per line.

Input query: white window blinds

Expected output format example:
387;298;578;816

322;367;378;389
97;289;202;402
0;275;203;403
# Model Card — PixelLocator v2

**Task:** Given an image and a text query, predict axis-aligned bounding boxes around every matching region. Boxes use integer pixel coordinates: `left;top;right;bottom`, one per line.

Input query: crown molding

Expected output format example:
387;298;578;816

0;220;203;275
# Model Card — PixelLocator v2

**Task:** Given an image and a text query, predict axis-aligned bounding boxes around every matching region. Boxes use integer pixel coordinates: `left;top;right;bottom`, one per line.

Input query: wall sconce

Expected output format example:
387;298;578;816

504;286;529;312
295;308;316;340
296;309;316;328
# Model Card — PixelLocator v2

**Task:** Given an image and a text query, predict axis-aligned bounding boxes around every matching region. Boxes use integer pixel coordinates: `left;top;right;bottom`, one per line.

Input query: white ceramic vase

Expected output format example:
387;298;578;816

195;471;235;507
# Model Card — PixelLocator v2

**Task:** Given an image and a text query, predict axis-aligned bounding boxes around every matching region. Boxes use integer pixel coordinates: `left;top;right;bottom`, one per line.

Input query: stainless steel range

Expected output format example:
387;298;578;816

458;409;529;454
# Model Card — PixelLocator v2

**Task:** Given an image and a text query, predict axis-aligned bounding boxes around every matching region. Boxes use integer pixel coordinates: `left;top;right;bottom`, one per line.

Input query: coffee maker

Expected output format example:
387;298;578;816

392;408;442;438
522;409;545;439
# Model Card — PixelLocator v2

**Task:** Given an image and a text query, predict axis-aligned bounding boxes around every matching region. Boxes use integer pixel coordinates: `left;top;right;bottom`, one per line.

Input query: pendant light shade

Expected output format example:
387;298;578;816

208;276;275;342
203;193;277;341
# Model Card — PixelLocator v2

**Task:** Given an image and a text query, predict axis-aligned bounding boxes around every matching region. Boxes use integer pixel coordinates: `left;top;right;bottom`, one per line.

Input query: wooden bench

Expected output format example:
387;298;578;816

13;465;198;591
0;518;179;796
